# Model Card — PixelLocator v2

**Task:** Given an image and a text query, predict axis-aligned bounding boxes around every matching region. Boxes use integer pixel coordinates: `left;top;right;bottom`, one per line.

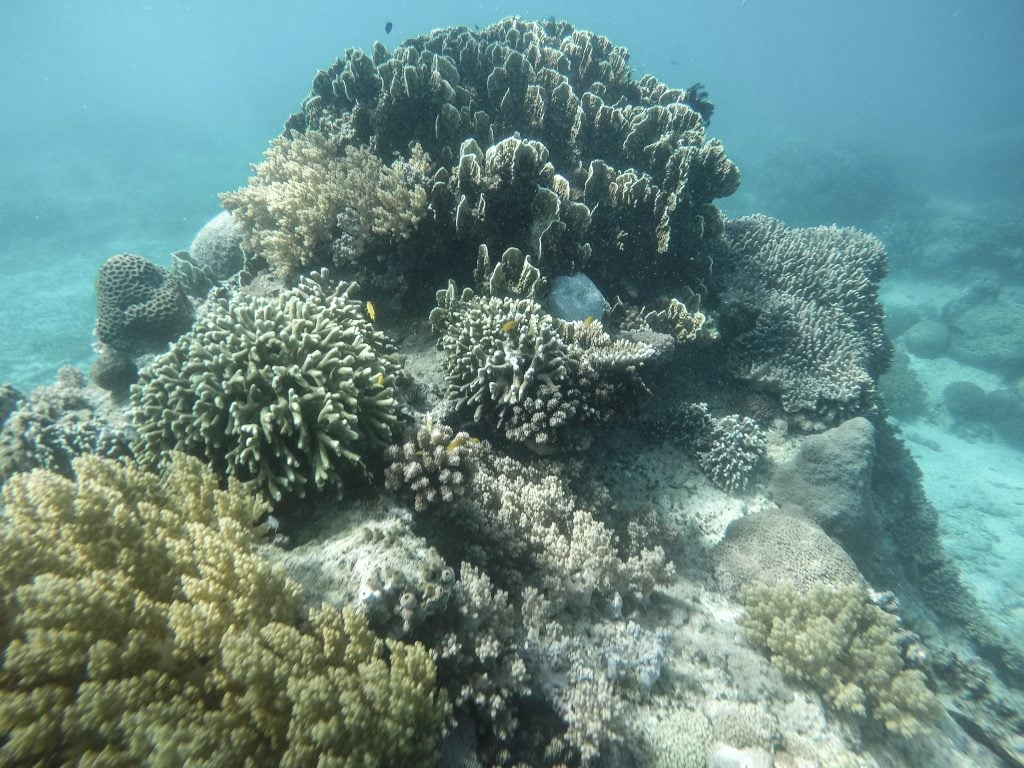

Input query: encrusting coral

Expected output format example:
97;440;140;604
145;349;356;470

0;453;449;767
131;270;402;500
739;581;941;738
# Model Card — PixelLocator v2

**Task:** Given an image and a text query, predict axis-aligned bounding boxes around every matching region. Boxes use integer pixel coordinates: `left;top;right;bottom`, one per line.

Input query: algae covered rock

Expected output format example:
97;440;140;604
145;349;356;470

904;319;950;359
131;270;403;500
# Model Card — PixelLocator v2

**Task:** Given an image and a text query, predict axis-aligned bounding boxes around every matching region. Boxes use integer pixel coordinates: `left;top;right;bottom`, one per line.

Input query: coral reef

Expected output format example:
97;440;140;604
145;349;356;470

94;252;193;355
284;17;740;301
430;282;657;448
220;131;430;282
768;416;877;544
385;417;474;512
713;512;864;595
131;270;402;500
0;453;449;767
0;366;131;486
713;215;891;424
740;582;942;737
170;210;246;296
677;402;767;492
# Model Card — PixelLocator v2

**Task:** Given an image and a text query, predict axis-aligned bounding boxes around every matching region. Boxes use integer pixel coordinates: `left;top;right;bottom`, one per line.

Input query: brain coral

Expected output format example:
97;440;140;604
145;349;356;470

131;270;402;500
713;215;891;424
94;252;193;355
0;453;448;767
283;16;739;301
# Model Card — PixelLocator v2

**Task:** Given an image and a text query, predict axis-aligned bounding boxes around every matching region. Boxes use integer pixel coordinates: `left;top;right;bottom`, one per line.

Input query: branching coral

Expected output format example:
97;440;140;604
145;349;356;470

739;581;940;737
0;453;449;766
0;366;132;486
131;270;402;500
430;282;657;448
220;131;430;280
385;418;474;512
677;402;767;492
713;215;891;424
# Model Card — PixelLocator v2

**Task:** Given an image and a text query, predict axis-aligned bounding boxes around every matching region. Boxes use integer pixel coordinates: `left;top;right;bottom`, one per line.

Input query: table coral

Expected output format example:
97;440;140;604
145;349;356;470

0;454;449;767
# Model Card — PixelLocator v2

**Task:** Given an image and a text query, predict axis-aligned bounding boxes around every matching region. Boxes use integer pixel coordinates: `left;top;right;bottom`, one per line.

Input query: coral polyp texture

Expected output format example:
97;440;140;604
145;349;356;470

130;270;402;500
0;454;448;767
713;215;891;424
430;282;657;448
739;582;941;738
385;418;474;512
94;252;193;355
280;17;739;301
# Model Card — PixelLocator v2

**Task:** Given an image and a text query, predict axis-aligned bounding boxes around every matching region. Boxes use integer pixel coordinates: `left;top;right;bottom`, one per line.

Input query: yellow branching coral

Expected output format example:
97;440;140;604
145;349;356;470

739;582;941;737
0;454;449;767
220;131;429;278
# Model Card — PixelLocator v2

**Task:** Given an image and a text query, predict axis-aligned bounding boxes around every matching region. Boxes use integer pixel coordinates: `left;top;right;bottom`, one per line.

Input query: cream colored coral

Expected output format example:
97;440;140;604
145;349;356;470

220;131;429;278
740;581;940;737
0;454;448;767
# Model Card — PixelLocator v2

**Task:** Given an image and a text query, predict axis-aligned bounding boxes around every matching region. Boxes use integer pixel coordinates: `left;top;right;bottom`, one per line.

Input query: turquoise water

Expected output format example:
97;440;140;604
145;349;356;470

2;2;1023;765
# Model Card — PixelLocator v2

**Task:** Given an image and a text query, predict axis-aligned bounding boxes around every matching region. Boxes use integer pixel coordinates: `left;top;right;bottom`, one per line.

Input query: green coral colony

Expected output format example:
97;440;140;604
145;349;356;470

1;16;1020;768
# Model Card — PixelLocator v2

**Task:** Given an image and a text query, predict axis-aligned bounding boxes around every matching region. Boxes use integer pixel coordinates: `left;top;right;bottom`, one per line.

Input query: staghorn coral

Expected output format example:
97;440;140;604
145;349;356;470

385;418;474;512
131;270;402;501
713;215;891;424
0;453;449;767
739;581;941;737
430;282;656;448
94;252;193;355
286;17;739;301
220;131;430;280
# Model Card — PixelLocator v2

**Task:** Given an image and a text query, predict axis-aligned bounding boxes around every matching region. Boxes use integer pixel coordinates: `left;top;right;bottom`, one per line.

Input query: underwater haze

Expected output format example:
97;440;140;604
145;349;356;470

2;1;1024;766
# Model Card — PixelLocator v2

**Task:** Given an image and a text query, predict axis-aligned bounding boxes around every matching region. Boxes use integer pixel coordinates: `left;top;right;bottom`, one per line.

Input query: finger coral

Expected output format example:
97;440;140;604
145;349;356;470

0;453;449;767
430;282;657;449
131;270;403;500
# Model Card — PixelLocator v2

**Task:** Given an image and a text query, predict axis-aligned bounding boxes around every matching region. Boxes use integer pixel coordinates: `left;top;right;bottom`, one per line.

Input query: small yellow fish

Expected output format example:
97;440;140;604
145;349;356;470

375;372;385;386
365;300;376;321
583;315;595;326
447;434;467;452
500;318;518;333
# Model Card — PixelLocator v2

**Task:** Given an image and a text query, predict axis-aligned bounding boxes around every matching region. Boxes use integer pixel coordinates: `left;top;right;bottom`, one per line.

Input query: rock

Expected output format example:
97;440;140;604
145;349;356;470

946;297;1024;376
904;320;949;359
547;273;605;322
767;416;876;541
943;380;987;423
